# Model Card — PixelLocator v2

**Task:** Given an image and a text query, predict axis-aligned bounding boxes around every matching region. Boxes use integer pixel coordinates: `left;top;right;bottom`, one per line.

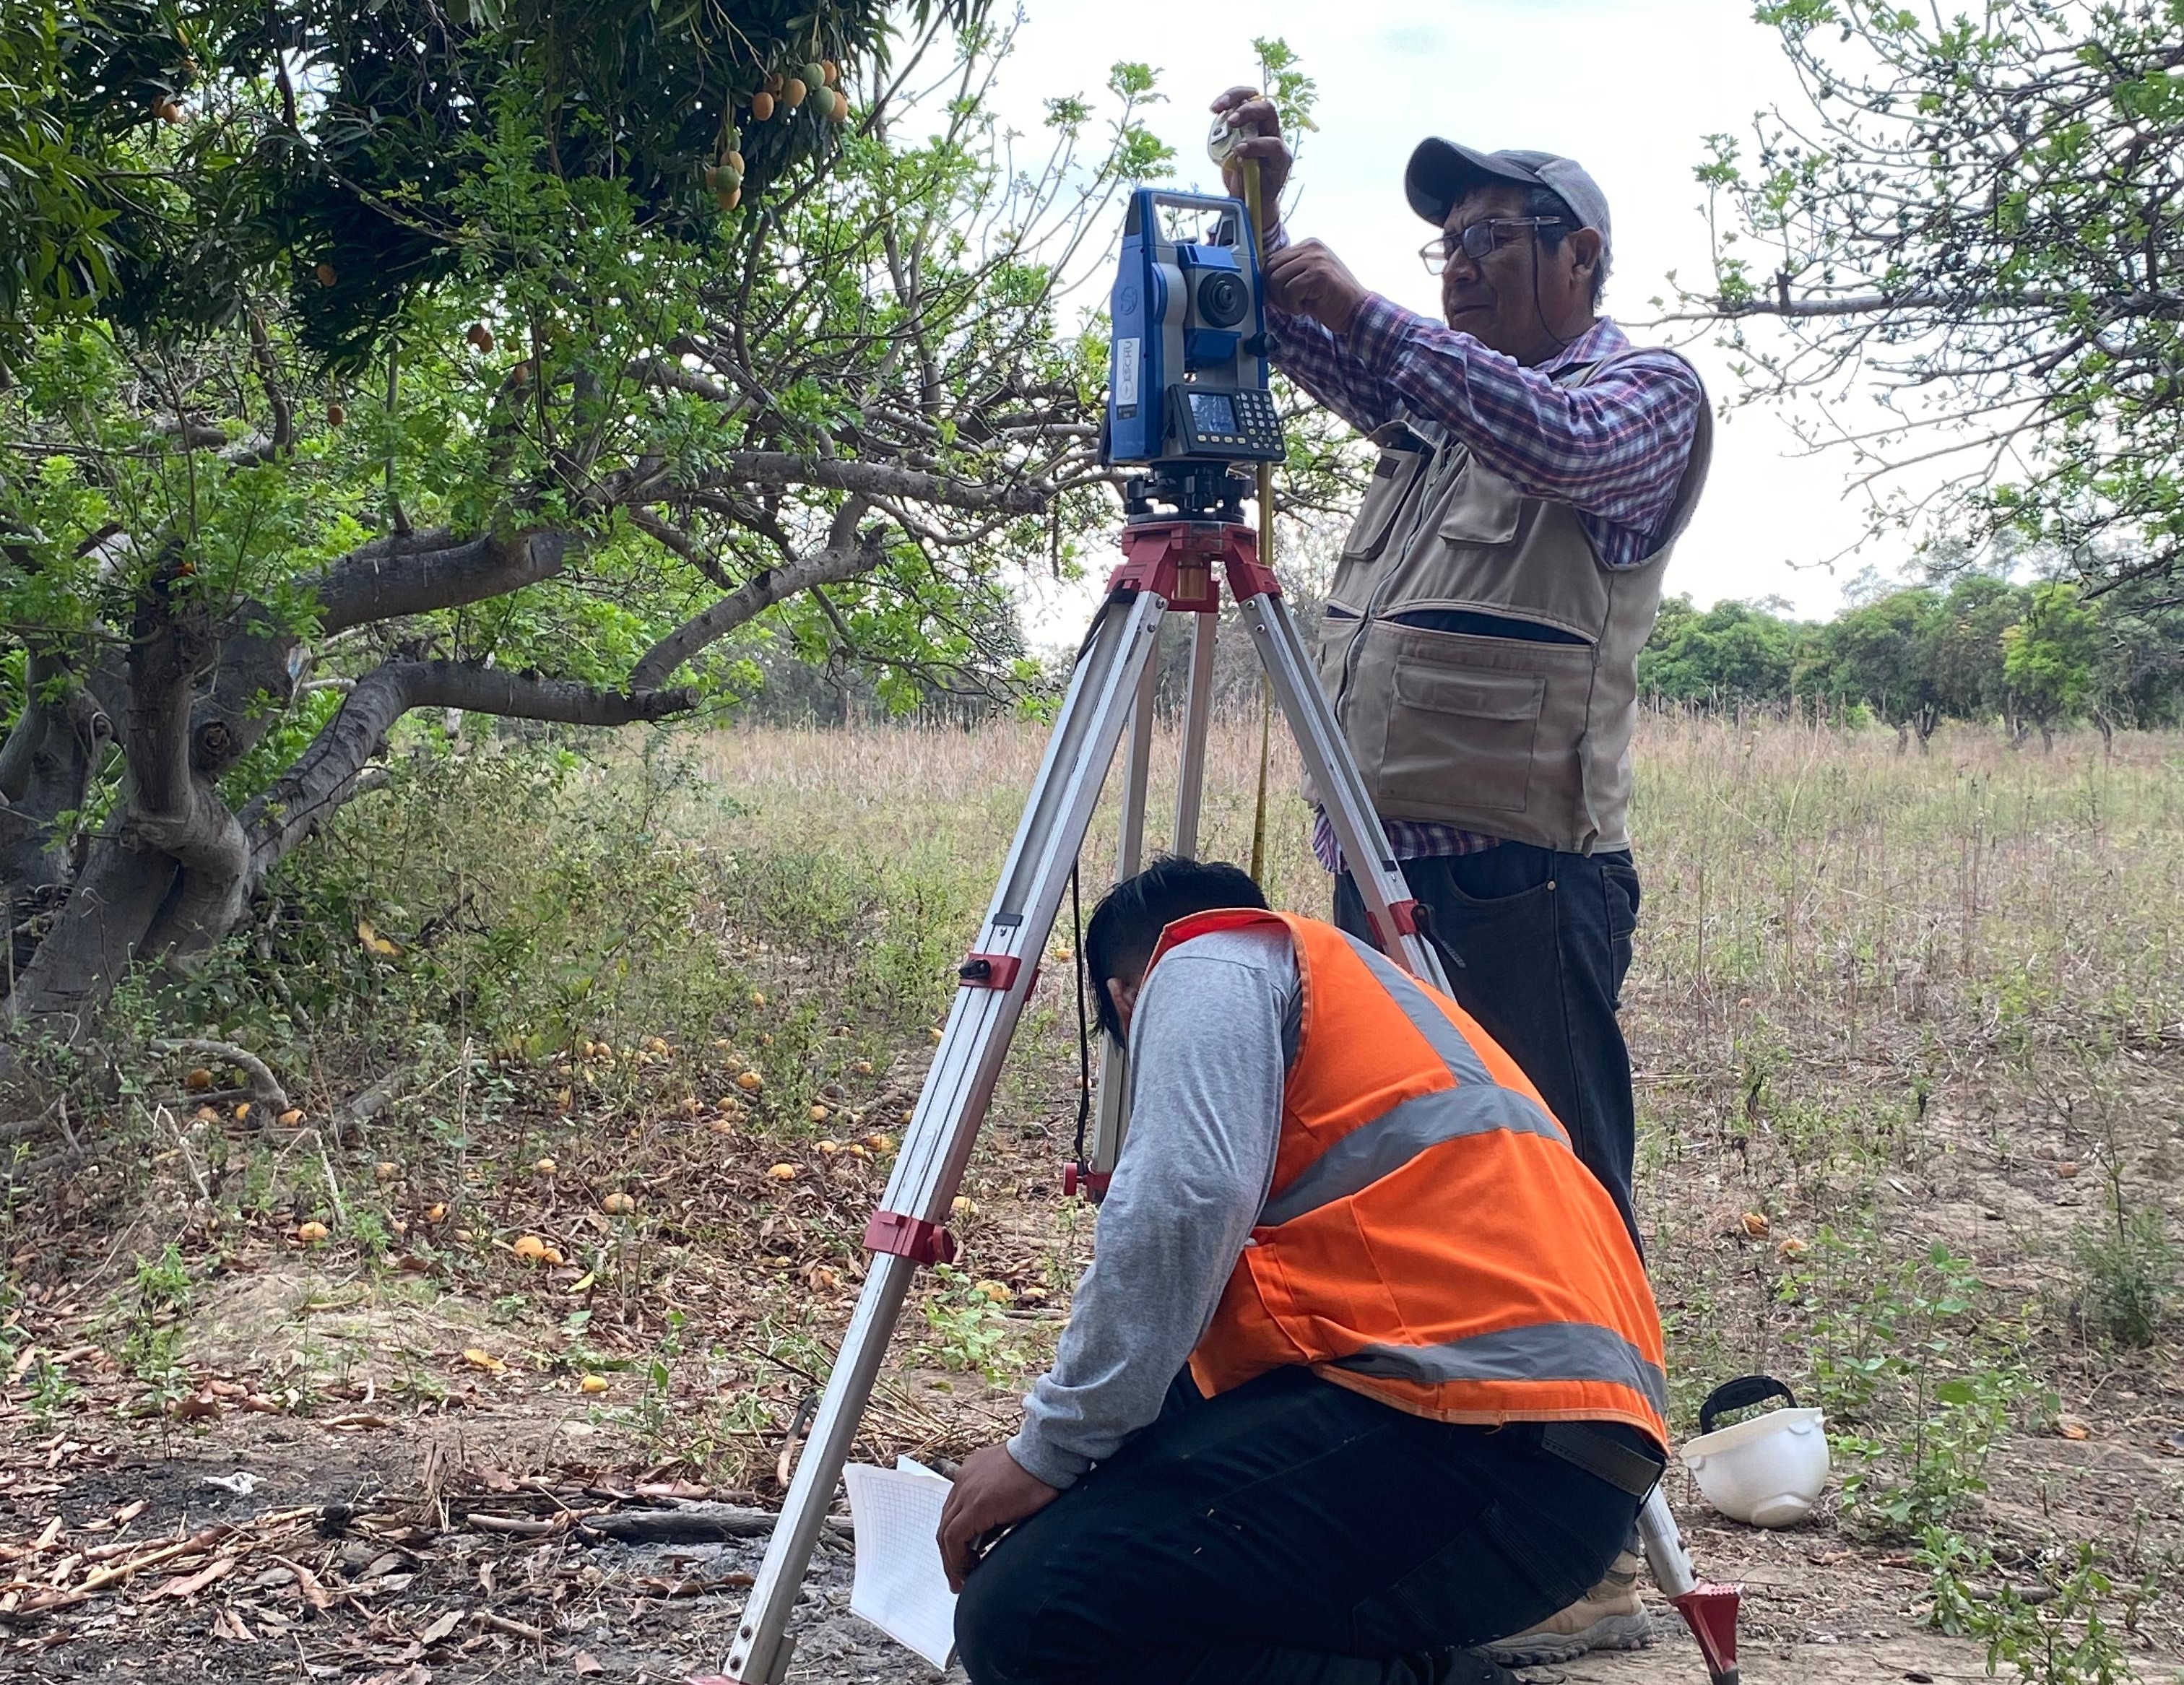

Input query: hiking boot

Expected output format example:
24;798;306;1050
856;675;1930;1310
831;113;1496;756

1483;1552;1652;1668
1421;1650;1522;1685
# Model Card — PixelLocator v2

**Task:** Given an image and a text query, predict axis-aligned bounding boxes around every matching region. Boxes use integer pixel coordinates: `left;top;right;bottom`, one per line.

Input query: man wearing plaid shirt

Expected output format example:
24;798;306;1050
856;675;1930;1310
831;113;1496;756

1209;90;1711;1671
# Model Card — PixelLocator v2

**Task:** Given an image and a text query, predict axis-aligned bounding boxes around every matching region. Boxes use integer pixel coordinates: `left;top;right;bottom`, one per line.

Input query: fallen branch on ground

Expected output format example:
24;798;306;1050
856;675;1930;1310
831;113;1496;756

153;1039;291;1112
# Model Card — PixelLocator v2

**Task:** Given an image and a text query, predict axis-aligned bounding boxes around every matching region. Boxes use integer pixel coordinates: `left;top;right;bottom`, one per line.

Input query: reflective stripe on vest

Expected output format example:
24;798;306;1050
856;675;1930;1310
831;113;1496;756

1259;1080;1563;1225
1332;1322;1670;1420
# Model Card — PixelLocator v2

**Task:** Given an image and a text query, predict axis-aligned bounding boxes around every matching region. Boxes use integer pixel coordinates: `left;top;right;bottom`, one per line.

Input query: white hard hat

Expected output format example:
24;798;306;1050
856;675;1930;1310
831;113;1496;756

1679;1377;1829;1528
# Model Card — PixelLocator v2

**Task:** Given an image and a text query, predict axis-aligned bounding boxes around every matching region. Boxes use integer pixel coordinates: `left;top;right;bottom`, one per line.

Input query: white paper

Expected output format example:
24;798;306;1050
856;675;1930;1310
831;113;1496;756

843;1460;957;1670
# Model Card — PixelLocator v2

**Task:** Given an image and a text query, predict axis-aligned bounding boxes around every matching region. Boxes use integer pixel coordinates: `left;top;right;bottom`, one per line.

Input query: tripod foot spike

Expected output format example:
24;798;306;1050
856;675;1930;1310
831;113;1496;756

1670;1582;1742;1685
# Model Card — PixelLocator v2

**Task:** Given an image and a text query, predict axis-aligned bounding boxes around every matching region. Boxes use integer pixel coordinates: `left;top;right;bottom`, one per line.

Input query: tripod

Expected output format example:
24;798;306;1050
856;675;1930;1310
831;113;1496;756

715;472;1742;1685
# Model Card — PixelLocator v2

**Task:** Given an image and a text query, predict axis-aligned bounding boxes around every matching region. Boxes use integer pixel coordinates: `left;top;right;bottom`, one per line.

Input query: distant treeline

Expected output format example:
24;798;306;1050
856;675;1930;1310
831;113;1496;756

1640;577;2184;745
721;573;2183;745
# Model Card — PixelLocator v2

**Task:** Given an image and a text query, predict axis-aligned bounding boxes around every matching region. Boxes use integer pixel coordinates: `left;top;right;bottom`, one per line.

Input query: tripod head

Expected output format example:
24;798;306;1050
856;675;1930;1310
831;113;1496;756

1122;463;1249;527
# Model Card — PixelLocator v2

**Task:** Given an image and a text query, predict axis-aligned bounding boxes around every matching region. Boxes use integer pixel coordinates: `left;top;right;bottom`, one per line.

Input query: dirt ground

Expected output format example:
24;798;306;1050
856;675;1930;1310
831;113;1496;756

4;720;2183;1682
0;1411;2012;1685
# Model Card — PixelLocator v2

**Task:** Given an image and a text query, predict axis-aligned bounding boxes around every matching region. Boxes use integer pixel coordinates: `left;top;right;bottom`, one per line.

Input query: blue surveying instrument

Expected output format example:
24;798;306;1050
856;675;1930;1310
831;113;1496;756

1104;188;1286;474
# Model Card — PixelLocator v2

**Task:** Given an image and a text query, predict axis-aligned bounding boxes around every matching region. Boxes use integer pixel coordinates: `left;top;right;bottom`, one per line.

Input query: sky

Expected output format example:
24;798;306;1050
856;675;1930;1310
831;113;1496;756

972;0;1923;641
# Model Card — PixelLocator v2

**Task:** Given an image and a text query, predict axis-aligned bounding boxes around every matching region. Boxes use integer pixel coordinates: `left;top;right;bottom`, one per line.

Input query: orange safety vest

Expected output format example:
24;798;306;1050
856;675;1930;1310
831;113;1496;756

1153;908;1670;1450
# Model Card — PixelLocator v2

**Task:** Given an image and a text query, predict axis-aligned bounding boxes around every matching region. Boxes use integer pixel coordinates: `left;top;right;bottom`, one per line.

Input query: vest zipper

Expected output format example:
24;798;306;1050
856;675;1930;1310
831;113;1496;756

1334;425;1457;735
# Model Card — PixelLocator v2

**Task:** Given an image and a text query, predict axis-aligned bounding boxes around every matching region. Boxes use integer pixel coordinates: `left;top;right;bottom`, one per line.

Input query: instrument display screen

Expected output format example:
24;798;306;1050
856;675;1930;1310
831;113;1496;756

1187;391;1237;433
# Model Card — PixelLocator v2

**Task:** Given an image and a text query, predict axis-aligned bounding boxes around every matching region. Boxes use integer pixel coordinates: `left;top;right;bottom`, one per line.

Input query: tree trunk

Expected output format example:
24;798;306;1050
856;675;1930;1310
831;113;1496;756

1;569;290;1080
0;645;116;973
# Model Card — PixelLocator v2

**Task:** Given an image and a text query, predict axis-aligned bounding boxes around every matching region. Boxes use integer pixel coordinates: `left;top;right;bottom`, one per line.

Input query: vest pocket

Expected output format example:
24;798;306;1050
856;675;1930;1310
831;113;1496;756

1340;444;1430;562
1383;661;1546;815
1433;454;1524;545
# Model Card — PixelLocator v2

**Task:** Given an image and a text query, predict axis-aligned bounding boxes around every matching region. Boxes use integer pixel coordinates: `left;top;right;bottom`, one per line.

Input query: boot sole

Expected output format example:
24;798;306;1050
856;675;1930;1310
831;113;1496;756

1484;1611;1653;1667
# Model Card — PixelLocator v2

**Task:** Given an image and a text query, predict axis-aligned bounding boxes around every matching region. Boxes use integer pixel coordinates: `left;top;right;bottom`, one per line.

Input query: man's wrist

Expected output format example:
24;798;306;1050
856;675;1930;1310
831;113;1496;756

1005;1427;1084;1491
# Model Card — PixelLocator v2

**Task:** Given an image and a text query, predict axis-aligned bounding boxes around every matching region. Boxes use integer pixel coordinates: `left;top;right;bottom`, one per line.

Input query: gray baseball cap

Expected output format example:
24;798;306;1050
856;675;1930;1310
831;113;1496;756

1405;140;1612;259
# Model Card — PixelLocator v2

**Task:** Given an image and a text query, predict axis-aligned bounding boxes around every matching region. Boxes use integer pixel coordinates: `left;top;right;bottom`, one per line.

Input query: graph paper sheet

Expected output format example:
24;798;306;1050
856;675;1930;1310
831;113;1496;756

843;1460;957;1670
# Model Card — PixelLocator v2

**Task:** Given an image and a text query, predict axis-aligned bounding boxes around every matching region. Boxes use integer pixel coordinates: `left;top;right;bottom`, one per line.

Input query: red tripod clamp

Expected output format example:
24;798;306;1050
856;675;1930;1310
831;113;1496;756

1109;521;1280;612
863;1209;957;1266
1060;1162;1112;1200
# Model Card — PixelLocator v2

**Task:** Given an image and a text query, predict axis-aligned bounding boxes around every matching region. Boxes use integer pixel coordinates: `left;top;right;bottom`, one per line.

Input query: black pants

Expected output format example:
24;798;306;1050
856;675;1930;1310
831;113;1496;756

1335;844;1642;1248
954;1368;1647;1685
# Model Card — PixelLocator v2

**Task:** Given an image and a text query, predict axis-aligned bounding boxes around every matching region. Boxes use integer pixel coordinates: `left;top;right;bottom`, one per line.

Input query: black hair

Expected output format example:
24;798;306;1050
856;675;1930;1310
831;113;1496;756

1523;184;1608;311
1082;857;1268;1045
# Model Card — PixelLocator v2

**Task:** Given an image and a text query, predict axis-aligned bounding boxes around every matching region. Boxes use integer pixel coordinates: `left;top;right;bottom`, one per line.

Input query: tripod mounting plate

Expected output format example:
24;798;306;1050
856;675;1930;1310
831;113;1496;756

1110;519;1278;612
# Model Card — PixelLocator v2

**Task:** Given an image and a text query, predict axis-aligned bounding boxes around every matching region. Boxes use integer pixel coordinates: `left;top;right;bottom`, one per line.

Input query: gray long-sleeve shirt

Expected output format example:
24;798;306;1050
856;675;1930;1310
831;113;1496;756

1007;926;1297;1489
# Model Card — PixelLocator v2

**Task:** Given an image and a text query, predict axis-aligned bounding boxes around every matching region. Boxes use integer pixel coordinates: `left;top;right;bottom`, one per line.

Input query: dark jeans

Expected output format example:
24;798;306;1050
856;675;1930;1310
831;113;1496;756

954;1368;1646;1685
1335;844;1642;1248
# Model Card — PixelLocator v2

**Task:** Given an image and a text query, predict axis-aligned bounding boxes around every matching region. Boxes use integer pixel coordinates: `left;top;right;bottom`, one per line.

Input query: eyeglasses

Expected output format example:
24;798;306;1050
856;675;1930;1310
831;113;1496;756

1418;217;1564;275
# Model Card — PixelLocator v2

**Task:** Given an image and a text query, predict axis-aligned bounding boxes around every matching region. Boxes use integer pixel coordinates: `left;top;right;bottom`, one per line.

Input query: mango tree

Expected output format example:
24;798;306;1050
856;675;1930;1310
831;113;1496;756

1670;0;2182;594
0;0;1175;1105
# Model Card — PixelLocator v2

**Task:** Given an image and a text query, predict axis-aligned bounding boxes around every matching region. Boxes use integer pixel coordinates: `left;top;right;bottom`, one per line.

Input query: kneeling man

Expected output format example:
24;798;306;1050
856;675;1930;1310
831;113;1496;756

942;857;1670;1684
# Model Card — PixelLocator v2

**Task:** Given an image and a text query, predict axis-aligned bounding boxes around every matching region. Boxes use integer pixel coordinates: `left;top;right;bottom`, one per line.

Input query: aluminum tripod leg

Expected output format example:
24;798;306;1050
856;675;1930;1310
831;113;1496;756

1639;1485;1742;1684
1083;648;1161;1179
1232;589;1448;993
1171;612;1218;858
1088;614;1216;1181
720;589;1169;1685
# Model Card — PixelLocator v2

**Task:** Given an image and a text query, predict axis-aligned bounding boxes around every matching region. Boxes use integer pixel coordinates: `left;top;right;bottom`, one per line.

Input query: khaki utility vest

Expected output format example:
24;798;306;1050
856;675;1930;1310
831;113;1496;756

1312;350;1713;854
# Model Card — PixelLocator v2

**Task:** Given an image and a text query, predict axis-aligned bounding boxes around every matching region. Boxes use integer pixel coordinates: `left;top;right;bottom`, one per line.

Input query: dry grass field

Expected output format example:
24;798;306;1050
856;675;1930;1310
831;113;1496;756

1;709;2180;1683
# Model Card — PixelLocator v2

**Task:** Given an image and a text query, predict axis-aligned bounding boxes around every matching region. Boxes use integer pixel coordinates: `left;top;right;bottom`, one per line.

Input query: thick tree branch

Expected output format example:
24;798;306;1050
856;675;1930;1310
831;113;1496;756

630;521;887;691
241;660;698;880
308;529;572;633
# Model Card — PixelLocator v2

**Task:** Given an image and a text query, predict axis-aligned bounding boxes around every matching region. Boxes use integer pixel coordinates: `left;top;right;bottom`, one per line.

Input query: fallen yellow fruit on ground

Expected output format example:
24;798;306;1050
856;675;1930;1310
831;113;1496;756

278;1107;303;1126
767;1163;798;1182
1740;1210;1770;1237
580;1374;610;1394
602;1192;636;1216
737;1070;764;1091
513;1234;550;1262
951;1196;976;1218
535;1157;558;1175
463;1348;507;1374
809;1104;829;1123
298;1221;329;1244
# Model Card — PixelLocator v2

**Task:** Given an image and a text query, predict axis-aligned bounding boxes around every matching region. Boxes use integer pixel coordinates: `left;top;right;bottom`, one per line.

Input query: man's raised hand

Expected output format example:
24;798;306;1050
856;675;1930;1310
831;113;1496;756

1210;86;1293;217
1262;238;1369;336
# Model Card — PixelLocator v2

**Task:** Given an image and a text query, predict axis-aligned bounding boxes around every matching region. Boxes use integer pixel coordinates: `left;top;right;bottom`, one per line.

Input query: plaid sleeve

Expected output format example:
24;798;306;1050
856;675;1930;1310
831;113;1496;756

1260;225;1403;436
1346;297;1703;554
